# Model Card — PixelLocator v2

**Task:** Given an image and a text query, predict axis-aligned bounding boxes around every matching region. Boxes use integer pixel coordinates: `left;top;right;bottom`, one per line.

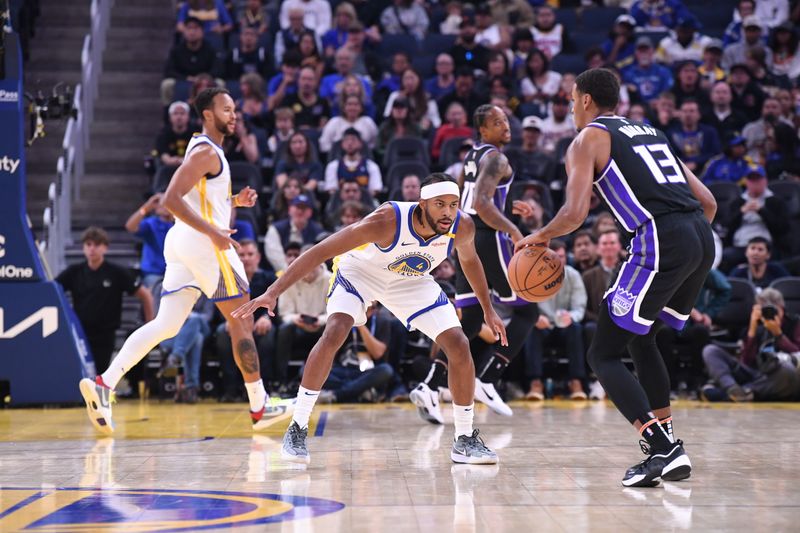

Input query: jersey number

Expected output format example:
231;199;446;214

632;143;685;184
461;161;478;214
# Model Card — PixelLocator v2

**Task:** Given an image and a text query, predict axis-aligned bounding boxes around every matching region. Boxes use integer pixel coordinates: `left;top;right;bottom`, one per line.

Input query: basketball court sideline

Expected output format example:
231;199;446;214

1;400;799;532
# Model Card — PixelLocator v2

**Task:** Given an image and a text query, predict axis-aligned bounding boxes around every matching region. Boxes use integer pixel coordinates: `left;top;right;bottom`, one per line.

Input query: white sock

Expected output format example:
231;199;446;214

101;289;197;389
292;385;319;429
245;379;267;412
453;403;474;439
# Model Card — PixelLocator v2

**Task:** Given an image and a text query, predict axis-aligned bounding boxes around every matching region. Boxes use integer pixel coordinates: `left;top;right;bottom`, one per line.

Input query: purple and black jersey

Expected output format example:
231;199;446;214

587;116;714;336
588;116;701;233
459;143;514;231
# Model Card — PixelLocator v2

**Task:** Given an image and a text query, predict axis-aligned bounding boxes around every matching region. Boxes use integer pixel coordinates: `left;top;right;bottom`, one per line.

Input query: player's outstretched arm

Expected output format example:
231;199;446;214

454;213;508;346
232;204;397;318
679;159;717;223
163;145;239;251
515;127;606;252
473;151;523;242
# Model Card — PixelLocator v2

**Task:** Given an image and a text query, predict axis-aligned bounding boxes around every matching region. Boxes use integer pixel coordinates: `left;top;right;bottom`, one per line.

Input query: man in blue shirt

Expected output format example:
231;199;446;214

622;37;674;103
667;98;721;173
702;136;753;184
319;47;373;104
124;193;175;288
267;50;302;99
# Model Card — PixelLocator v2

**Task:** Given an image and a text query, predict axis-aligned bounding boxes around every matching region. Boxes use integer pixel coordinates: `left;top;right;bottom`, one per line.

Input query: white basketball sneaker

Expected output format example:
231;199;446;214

473;379;513;417
252;397;296;431
79;376;115;436
410;383;444;425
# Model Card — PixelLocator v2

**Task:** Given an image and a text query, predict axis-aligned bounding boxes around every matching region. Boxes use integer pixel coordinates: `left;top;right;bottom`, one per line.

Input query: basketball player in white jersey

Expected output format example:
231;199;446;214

233;173;507;465
79;88;288;435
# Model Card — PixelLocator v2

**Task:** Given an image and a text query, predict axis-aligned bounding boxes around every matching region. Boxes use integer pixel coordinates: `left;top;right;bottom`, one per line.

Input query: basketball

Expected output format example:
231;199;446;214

508;246;565;303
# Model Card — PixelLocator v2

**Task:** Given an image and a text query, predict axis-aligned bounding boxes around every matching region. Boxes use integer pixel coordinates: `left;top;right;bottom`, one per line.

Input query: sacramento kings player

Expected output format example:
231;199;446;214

516;69;717;488
412;105;539;422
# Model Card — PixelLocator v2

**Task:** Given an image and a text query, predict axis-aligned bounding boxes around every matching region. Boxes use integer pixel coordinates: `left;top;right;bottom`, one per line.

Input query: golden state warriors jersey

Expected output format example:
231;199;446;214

174;133;232;232
337;202;461;281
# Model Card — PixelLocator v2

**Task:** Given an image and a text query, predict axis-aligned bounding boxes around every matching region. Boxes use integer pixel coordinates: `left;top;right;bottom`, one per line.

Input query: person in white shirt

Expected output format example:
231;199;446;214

732;0;789;29
530;5;568;59
520;48;562;105
324;128;383;196
474;3;508;51
656;16;713;65
275;244;330;374
279;0;331;37
383;68;442;131
319;95;378;152
539;94;575;155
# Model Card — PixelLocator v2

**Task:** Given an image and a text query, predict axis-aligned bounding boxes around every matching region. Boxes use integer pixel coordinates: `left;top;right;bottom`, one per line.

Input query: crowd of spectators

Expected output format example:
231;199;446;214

61;0;800;404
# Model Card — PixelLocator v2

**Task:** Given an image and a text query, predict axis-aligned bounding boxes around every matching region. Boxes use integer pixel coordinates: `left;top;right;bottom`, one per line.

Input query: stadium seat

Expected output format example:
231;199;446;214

715;278;756;341
769;277;800;315
421;33;456;56
438;136;471;168
769;180;800;218
327;139;371;164
412;54;437;78
378;34;420;58
383;136;430;168
707;181;741;214
550;53;586;75
581;7;625;32
385;160;430;194
572;32;605;53
204;32;226;55
152;165;178;193
691;6;733;32
229;161;263;192
173;79;193;102
225;79;242;102
554;8;578;29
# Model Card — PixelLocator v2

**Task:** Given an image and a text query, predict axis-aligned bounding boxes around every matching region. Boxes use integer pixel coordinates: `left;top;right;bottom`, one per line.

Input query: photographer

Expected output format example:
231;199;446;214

317;304;395;403
702;288;800;402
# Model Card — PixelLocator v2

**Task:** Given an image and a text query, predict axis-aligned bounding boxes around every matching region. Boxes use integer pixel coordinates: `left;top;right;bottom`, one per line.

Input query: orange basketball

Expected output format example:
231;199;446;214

508;246;565;303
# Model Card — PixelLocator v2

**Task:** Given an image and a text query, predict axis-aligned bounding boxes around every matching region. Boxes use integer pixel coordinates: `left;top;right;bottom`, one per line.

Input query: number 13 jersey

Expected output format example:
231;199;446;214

459;143;514;231
588;116;701;233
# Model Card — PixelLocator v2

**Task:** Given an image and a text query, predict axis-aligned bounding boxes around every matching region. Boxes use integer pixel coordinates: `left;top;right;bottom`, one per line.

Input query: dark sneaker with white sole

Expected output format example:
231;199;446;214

622;440;692;487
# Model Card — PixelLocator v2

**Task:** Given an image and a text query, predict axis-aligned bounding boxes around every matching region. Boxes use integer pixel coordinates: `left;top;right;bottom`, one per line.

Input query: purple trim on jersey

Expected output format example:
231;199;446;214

605;269;652;335
454;295;479;308
605;221;659;335
658;310;687;331
596;175;638;230
585;123;609;132
595;156;613;181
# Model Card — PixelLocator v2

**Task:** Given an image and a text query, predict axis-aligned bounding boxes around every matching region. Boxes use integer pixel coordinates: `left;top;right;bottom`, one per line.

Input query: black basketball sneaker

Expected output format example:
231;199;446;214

622;440;692;487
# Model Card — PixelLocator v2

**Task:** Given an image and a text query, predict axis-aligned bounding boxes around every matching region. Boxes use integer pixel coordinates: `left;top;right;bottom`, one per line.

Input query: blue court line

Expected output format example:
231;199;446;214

314;411;328;437
0;491;49;520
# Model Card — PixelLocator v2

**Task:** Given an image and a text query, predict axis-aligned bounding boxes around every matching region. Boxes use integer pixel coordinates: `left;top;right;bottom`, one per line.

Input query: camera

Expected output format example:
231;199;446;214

761;305;778;321
23;83;79;146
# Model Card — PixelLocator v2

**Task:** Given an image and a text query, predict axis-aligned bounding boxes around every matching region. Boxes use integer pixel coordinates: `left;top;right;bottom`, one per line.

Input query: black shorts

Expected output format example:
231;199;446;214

454;228;528;308
604;211;715;335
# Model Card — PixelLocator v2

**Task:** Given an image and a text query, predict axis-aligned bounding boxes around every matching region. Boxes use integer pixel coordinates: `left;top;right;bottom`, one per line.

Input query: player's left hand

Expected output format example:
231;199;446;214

232;288;277;318
235;186;258;208
484;309;508;347
511;200;534;218
513;231;549;254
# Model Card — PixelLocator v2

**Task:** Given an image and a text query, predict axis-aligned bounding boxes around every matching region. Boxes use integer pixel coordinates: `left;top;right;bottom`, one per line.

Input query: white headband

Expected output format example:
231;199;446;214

420;181;460;200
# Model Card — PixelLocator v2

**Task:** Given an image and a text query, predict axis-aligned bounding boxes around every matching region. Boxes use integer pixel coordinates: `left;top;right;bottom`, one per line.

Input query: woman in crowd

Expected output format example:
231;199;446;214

273;131;323;191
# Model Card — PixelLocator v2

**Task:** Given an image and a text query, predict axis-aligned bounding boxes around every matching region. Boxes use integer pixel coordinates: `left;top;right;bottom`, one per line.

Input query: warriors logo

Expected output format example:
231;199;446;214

388;253;434;276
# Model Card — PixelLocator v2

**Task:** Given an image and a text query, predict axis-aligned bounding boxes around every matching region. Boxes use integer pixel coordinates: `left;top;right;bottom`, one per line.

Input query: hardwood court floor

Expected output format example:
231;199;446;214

1;399;799;532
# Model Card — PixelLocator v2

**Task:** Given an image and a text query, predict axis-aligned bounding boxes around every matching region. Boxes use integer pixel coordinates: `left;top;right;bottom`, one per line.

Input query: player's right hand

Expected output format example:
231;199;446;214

210;228;240;251
232;289;277;319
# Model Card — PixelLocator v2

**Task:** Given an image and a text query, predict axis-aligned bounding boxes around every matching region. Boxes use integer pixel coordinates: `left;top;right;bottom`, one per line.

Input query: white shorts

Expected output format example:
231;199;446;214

327;263;461;342
162;226;249;301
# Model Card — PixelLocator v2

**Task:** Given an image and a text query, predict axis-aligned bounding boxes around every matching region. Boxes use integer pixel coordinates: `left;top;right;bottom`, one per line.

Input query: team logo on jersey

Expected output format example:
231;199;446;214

388;252;433;276
611;288;637;317
0;487;345;531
